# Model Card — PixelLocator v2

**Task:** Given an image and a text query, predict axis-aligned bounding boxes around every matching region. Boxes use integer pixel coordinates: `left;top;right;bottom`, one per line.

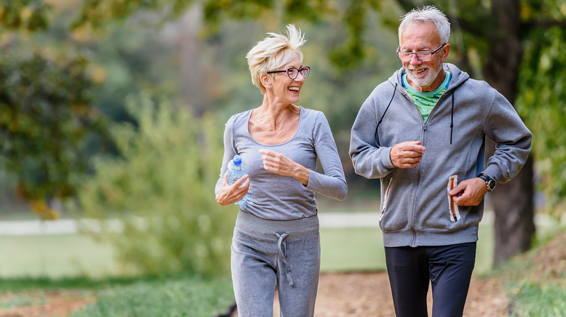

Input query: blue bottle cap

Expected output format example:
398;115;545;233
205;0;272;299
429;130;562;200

233;155;242;165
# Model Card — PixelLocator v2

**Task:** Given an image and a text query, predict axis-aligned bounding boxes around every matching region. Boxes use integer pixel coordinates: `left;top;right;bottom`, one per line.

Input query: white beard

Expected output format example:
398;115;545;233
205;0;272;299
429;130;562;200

406;57;443;88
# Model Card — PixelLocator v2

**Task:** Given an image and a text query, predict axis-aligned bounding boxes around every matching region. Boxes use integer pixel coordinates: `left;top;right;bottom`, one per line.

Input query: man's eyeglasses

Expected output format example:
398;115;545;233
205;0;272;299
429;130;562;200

396;44;446;62
267;66;310;80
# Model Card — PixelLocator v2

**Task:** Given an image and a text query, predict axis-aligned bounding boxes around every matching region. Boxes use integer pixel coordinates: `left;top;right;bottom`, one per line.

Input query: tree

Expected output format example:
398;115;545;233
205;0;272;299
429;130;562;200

0;2;108;219
0;50;104;219
516;23;566;217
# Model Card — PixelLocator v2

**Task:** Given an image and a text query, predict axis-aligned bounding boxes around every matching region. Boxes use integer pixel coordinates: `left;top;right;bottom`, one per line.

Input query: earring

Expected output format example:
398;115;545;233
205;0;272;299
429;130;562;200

268;85;272;88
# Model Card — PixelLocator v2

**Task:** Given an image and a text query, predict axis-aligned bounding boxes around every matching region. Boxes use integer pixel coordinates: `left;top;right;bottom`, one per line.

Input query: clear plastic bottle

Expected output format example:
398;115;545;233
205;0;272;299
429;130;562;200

227;155;249;205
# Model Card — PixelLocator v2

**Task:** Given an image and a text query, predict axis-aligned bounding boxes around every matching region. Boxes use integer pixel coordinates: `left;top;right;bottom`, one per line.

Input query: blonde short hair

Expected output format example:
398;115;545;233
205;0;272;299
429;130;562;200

246;24;306;94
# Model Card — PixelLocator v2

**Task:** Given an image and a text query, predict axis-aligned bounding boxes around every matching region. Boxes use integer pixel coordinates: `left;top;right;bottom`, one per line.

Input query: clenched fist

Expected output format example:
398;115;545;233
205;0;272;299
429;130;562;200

390;141;426;169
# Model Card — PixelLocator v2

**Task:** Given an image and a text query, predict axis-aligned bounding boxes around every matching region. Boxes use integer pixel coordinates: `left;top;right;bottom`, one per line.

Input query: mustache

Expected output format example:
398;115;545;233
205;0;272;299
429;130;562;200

408;66;428;70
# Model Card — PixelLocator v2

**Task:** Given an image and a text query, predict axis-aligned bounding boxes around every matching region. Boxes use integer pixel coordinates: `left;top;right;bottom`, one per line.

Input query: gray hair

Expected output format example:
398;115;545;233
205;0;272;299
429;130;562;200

398;6;451;45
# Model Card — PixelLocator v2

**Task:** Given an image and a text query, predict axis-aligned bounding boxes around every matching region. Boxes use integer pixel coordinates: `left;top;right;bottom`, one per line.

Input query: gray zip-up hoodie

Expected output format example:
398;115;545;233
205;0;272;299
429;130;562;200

349;63;532;247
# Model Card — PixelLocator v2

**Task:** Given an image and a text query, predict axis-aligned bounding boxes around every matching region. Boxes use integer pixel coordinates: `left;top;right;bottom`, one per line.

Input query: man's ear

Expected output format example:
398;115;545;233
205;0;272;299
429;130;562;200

441;43;451;62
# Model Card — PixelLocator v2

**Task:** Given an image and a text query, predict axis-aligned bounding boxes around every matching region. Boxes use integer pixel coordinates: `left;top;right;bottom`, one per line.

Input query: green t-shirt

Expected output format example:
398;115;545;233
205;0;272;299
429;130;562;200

402;71;452;122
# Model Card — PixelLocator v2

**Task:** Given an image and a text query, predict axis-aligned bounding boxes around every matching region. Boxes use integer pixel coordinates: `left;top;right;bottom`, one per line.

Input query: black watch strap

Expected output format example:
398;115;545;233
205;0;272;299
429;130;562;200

478;173;496;191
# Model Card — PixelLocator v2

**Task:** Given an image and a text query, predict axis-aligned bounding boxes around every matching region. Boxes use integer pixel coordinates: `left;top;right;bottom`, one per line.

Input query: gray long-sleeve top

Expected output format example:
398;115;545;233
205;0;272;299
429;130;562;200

215;107;347;220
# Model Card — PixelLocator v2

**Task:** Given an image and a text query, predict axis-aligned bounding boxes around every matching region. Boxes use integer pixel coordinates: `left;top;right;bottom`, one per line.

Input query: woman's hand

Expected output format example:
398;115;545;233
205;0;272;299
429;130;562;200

259;149;309;185
216;172;250;206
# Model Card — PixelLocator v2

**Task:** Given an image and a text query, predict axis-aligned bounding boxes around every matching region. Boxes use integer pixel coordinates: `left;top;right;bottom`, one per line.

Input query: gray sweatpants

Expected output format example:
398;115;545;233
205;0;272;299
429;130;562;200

231;211;321;317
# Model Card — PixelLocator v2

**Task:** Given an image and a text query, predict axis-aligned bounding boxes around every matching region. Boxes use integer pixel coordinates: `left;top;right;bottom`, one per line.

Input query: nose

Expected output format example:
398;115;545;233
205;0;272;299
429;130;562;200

410;53;422;65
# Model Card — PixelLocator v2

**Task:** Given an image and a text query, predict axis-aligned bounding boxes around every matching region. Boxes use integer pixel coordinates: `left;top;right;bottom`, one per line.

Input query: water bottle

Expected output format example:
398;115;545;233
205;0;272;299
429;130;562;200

227;155;249;205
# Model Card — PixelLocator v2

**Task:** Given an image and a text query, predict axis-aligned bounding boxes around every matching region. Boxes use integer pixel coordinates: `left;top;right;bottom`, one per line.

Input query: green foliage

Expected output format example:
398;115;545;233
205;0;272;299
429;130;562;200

74;0;196;30
517;26;566;212
510;282;566;316
328;0;368;71
77;94;235;277
0;1;49;31
73;0;391;71
0;273;197;293
0;48;103;202
71;276;233;317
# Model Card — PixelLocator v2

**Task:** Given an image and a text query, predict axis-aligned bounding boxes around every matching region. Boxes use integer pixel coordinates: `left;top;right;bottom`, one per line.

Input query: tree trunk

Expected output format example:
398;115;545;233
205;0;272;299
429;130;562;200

483;0;535;266
490;152;535;265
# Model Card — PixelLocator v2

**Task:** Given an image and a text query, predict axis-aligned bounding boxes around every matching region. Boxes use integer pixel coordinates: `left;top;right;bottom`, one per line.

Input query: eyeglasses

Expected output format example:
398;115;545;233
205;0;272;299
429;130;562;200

267;66;310;80
396;44;446;62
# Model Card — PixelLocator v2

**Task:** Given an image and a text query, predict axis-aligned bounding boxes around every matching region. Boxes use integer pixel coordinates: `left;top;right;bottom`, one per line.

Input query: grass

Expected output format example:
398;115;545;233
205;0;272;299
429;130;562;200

320;227;386;272
509;281;566;317
486;226;566;317
0;274;234;317
0;293;44;309
70;275;234;317
0;224;496;278
0;235;118;278
0;274;187;294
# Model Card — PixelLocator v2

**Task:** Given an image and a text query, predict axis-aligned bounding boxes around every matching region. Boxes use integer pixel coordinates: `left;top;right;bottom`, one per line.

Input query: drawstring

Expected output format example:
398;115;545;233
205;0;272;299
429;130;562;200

275;233;293;286
374;83;455;146
450;92;455;146
374;83;398;147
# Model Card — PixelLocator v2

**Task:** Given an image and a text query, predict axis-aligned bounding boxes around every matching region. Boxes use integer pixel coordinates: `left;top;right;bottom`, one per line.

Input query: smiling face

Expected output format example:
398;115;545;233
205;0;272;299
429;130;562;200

400;22;450;92
262;53;305;105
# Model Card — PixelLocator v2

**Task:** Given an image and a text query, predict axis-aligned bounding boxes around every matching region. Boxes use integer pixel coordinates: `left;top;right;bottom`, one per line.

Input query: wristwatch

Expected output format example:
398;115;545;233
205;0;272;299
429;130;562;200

478;173;496;192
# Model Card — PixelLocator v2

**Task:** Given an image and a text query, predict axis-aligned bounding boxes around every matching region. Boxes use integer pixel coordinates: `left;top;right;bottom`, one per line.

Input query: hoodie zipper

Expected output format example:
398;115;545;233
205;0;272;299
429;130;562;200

399;87;451;247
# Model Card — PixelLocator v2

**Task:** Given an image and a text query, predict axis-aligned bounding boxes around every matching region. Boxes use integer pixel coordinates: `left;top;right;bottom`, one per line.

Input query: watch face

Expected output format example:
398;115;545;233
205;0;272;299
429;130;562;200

487;179;496;190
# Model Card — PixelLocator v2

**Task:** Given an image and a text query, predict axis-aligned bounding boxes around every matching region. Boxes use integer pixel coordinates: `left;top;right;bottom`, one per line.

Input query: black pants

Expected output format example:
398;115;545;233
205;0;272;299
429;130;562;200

385;242;476;317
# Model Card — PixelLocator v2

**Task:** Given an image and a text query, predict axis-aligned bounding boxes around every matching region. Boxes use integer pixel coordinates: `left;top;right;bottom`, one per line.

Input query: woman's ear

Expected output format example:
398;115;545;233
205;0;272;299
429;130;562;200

260;74;272;89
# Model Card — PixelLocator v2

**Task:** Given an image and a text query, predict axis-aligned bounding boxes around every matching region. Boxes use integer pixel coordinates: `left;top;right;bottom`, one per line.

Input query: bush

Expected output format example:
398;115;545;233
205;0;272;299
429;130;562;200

76;94;236;277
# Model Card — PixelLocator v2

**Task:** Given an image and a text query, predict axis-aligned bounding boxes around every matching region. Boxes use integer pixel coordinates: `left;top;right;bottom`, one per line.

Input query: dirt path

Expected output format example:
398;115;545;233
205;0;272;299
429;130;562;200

0;273;508;317
274;272;508;317
0;292;94;317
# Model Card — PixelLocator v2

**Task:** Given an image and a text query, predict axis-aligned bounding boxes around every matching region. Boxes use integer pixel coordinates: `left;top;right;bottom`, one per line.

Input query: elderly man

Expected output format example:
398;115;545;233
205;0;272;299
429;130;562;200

349;6;531;317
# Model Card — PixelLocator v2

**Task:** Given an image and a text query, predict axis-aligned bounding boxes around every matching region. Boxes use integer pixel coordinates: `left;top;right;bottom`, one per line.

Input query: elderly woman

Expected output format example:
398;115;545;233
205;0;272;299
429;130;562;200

215;25;347;316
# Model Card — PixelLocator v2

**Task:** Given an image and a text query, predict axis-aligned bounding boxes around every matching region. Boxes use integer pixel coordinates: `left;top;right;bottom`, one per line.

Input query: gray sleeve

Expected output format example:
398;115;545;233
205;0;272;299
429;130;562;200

215;116;237;195
306;112;348;201
482;90;532;183
349;94;396;179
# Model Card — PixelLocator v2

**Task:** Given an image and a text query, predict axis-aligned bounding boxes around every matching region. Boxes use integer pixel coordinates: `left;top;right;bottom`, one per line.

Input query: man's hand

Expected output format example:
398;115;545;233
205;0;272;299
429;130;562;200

449;177;488;206
390;141;426;168
215;172;250;206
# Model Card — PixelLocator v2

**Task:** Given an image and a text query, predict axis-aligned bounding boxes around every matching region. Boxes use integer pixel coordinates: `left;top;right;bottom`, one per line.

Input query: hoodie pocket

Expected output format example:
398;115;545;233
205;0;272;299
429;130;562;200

379;177;393;221
379;175;411;232
447;175;461;222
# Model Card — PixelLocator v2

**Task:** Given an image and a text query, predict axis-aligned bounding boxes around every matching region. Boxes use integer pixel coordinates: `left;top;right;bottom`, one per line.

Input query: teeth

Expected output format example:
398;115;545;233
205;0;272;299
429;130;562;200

288;87;299;91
